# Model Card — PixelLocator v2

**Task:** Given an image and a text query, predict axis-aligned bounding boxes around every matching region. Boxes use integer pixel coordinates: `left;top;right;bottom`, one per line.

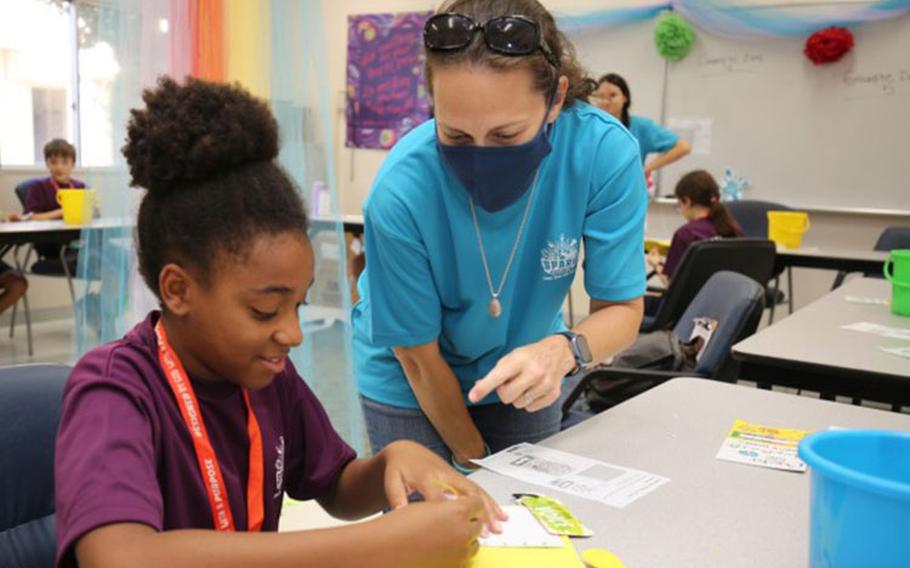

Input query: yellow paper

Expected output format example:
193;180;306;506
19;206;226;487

644;238;671;255
582;548;627;568
468;536;585;568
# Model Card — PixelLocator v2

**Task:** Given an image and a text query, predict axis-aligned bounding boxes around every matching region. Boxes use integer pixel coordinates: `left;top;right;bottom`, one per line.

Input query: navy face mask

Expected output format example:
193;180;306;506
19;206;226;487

437;98;555;213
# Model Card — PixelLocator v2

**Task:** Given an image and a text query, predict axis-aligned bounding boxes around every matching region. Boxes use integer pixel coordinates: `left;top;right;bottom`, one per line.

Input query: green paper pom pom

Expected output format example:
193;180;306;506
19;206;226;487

654;12;695;62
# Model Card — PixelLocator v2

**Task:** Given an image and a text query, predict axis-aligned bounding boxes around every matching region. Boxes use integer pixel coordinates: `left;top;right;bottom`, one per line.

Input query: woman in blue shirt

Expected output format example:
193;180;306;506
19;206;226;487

354;0;646;474
592;73;691;177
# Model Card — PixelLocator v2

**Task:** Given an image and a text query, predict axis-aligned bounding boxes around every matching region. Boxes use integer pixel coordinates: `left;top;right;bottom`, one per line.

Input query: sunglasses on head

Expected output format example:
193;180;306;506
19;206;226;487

423;13;559;69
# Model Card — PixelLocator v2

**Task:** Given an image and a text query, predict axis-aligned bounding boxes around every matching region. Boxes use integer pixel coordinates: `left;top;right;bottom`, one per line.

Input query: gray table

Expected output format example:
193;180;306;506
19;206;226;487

770;247;889;319
473;378;910;568
0;218;131;247
775;247;889;275
733;278;910;405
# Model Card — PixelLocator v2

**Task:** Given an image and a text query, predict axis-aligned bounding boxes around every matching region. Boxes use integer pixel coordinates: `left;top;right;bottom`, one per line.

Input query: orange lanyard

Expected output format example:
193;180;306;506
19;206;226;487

154;320;264;532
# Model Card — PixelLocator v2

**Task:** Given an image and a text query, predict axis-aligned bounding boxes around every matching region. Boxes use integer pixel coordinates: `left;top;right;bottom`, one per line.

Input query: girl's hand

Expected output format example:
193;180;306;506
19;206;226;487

383;497;485;567
468;334;575;412
646;248;664;273
381;440;507;533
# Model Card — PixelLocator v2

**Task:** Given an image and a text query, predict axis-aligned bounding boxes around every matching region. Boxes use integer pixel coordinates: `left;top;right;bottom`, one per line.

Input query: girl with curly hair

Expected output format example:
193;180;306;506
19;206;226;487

54;76;503;568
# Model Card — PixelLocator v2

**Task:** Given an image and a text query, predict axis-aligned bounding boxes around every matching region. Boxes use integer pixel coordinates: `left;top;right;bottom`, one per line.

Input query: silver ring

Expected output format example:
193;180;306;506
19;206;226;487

521;393;535;407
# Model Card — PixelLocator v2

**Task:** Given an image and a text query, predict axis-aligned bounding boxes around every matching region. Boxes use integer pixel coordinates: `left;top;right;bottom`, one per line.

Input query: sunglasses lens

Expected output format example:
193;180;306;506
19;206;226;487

485;16;539;54
424;14;474;50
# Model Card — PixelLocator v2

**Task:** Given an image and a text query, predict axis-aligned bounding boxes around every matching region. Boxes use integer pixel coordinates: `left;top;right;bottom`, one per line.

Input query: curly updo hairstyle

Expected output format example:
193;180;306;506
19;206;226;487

123;76;309;298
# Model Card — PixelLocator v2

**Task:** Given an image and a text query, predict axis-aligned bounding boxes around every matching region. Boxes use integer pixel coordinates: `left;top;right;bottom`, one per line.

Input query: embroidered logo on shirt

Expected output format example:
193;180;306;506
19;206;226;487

541;234;579;280
273;435;285;500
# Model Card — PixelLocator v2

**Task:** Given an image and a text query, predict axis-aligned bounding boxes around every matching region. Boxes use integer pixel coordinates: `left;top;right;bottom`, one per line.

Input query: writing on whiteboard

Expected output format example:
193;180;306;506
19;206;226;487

696;52;764;76
842;69;910;98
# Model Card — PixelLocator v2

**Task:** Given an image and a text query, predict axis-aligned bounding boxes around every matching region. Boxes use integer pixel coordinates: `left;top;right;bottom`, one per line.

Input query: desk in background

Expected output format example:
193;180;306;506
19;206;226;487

733;277;910;405
0;219;133;355
310;214;365;236
776;246;888;275
473;378;910;568
0;218;131;244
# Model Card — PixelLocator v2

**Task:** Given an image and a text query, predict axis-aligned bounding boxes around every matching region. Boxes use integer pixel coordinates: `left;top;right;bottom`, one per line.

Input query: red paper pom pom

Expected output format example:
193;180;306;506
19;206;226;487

804;27;854;65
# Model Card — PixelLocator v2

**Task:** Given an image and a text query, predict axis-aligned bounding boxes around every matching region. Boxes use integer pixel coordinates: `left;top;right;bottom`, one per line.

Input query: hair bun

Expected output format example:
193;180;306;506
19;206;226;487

122;76;279;193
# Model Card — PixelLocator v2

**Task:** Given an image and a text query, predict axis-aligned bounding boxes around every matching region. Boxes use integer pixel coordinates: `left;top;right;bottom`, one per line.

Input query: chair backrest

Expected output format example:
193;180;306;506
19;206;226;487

0;364;70;568
14;178;43;208
673;271;765;380
854;226;910;279
726;200;793;239
874;227;910;252
650;238;776;331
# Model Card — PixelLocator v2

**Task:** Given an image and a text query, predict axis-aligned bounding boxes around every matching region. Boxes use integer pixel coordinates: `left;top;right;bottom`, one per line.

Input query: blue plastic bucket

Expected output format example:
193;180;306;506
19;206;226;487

799;430;910;568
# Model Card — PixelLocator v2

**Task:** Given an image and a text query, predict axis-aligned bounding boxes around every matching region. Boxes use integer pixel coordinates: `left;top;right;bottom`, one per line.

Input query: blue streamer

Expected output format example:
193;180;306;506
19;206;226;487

555;0;910;37
556;4;668;33
271;0;365;454
675;0;910;37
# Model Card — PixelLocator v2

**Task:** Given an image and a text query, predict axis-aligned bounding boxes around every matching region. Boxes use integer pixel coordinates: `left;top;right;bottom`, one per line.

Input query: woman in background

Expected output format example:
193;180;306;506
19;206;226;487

592;73;690;183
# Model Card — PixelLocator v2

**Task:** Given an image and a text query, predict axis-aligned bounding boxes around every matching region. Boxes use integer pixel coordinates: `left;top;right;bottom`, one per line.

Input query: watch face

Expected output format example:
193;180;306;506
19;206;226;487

575;334;593;365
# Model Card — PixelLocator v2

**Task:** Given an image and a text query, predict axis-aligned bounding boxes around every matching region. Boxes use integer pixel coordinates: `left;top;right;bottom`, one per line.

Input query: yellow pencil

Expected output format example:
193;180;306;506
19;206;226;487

432;479;461;500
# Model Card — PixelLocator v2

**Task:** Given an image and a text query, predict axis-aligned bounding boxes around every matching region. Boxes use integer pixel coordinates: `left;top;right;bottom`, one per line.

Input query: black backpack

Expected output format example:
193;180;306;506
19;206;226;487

583;329;705;413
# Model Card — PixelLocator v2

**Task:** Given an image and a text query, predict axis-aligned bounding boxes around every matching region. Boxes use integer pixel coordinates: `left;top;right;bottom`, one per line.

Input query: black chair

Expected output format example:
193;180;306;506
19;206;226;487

13;178;79;284
8;180;82;356
726;199;794;323
563;271;766;422
831;226;910;289
642;238;775;333
0;364;71;567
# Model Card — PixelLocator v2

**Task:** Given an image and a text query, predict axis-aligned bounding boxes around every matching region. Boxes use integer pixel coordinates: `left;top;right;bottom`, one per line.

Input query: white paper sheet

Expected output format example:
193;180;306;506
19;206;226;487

844;296;890;306
842;321;910;341
880;346;910;359
478;506;564;548
667;118;713;155
472;443;669;509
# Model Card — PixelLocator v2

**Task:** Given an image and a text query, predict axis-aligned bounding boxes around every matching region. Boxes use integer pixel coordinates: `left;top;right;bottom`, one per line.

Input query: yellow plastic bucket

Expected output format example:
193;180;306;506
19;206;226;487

56;189;96;226
768;211;810;249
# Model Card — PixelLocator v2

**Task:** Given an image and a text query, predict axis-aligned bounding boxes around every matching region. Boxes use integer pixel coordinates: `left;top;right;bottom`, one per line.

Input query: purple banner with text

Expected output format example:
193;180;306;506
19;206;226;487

346;12;432;149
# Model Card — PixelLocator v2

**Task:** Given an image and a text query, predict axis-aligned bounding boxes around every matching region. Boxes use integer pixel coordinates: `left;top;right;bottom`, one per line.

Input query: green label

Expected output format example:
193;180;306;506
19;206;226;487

515;493;593;538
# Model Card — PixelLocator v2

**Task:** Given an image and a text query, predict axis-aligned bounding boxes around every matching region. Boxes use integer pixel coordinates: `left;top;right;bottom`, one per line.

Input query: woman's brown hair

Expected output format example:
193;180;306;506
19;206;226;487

425;0;596;108
674;170;743;238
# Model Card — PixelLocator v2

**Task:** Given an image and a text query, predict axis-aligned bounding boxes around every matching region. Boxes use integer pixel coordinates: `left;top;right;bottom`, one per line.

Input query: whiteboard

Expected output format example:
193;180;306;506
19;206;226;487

574;14;910;213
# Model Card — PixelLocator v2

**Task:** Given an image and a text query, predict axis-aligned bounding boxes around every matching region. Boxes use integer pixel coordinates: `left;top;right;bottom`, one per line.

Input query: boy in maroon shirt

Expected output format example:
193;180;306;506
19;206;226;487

8;139;86;223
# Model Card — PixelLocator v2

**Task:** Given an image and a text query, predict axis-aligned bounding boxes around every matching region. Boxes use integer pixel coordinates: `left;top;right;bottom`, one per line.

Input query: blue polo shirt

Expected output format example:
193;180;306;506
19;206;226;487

628;115;679;164
353;103;647;409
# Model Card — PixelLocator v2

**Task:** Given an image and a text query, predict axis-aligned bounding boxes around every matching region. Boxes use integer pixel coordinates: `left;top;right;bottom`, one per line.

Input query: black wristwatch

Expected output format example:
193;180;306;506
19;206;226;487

555;331;593;376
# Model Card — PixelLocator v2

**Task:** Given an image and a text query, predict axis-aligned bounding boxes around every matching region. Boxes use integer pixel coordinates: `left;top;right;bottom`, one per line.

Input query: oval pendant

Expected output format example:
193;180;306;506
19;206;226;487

488;298;502;318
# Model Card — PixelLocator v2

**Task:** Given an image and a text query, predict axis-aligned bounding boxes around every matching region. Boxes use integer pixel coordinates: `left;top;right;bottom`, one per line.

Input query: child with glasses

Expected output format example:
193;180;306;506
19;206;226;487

592;73;691;194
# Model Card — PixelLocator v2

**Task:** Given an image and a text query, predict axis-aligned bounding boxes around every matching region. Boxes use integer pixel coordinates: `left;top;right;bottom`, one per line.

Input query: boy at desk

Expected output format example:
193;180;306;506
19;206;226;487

6;139;86;271
7;138;86;223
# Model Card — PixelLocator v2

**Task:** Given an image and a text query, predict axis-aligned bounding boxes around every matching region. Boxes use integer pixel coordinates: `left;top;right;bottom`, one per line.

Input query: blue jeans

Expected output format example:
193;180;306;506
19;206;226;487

360;395;562;461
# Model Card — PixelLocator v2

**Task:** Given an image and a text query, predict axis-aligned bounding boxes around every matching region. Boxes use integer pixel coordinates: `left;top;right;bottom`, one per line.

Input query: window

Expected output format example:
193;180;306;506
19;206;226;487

0;0;119;168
